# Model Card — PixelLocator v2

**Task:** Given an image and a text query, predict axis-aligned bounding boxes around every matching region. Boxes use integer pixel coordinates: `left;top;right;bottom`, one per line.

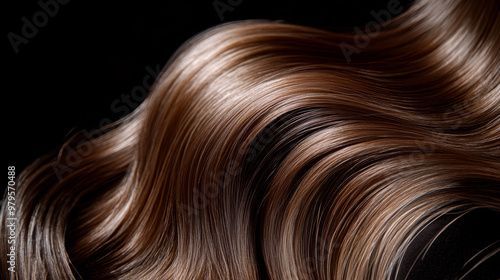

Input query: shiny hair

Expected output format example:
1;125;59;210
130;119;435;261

2;0;500;279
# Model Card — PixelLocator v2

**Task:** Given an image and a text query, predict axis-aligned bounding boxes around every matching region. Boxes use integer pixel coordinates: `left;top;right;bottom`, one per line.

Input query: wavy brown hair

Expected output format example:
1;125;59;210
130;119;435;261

2;0;500;279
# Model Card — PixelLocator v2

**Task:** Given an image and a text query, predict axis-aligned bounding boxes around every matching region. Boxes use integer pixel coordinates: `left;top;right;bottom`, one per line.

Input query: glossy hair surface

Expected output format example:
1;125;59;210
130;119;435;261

2;0;500;279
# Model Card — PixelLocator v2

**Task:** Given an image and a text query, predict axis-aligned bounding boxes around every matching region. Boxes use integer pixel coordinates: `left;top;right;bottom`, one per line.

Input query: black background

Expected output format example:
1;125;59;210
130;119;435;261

4;0;499;279
5;0;413;172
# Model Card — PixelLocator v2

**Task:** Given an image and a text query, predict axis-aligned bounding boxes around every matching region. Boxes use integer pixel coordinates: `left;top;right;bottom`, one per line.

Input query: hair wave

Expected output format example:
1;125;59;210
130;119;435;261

2;0;500;279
